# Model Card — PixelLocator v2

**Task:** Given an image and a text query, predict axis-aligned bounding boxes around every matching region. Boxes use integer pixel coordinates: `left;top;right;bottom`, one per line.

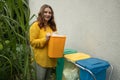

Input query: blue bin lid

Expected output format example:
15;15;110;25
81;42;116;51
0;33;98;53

76;58;110;74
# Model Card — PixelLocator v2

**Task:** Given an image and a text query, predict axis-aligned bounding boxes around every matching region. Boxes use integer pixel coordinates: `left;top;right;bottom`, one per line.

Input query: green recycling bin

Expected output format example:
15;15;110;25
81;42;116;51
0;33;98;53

56;49;77;80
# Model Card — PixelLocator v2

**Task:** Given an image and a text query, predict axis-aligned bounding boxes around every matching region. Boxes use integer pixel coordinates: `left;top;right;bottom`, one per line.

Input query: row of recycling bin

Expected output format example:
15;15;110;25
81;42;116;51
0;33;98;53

56;49;112;80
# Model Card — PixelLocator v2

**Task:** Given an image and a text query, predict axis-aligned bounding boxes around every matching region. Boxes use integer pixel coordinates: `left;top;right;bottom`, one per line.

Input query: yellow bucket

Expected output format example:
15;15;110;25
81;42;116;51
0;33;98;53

48;35;66;58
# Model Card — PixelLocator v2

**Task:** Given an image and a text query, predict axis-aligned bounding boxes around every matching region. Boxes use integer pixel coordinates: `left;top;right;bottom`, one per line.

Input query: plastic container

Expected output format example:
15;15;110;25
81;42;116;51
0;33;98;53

76;58;110;80
48;34;66;58
63;52;91;80
56;49;77;80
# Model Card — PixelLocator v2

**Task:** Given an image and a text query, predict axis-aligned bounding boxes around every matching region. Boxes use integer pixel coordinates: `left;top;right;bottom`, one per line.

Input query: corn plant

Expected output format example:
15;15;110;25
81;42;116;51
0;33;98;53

0;0;36;80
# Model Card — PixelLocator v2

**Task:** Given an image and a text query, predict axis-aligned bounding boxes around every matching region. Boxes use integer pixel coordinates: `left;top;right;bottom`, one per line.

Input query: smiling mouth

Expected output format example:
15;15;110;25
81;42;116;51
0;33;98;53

45;16;51;19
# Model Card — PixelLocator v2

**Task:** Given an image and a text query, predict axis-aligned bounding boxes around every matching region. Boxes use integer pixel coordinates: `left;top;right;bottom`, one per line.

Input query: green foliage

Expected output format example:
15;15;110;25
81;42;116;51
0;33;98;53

0;0;36;80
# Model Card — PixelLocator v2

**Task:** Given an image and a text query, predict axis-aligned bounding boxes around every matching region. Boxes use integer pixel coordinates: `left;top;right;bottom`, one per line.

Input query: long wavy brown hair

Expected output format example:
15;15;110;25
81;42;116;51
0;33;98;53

37;4;57;31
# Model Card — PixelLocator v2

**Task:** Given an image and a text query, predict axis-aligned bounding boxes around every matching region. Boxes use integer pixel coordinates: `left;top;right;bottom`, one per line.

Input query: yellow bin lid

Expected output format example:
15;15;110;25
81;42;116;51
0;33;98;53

64;52;91;62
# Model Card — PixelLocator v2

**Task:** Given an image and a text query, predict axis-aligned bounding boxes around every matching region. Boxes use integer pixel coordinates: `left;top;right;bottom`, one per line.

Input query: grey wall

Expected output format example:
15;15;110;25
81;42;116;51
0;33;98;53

29;0;120;80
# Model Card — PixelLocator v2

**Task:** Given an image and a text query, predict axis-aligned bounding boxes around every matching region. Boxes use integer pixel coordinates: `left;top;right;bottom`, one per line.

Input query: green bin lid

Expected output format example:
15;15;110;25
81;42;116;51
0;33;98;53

64;48;77;55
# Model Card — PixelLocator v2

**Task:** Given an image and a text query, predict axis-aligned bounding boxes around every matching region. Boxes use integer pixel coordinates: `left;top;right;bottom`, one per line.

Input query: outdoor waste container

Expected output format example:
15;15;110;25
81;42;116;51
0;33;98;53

56;49;77;80
63;52;91;80
76;58;110;80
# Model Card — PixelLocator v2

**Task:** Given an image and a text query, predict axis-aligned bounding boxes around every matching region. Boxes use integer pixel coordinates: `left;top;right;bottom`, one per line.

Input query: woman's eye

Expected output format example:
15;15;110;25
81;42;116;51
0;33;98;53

44;11;47;13
49;12;52;14
44;11;51;14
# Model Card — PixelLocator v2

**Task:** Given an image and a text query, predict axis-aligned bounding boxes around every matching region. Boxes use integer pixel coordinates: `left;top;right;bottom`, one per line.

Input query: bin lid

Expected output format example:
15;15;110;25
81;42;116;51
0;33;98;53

64;53;91;62
64;48;77;55
76;58;110;74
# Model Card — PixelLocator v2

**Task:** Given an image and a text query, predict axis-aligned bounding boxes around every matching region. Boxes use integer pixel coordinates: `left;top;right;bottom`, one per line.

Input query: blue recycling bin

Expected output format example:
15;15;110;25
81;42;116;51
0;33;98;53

76;58;110;80
56;49;77;80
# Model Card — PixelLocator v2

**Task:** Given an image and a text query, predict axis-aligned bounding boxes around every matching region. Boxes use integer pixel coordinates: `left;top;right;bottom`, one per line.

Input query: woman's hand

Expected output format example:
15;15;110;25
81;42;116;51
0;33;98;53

46;33;51;41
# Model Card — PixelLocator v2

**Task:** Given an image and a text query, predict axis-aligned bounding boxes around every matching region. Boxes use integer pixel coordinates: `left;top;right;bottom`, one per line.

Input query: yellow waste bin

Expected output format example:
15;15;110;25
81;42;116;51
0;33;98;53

63;52;91;80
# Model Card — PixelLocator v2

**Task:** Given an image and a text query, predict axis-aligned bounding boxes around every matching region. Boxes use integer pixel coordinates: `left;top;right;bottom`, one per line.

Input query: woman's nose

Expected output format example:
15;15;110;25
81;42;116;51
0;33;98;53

47;13;50;15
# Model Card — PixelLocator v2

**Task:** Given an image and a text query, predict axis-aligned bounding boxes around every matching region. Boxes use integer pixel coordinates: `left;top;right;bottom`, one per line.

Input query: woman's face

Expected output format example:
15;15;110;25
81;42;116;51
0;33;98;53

43;7;52;22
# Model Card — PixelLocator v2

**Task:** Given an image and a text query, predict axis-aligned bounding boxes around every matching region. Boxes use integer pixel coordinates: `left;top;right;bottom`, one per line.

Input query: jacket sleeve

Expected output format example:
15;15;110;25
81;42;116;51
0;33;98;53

29;22;47;48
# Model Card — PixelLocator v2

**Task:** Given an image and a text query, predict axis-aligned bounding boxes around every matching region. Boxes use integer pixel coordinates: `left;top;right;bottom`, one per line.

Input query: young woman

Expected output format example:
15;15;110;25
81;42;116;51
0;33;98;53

29;4;57;80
